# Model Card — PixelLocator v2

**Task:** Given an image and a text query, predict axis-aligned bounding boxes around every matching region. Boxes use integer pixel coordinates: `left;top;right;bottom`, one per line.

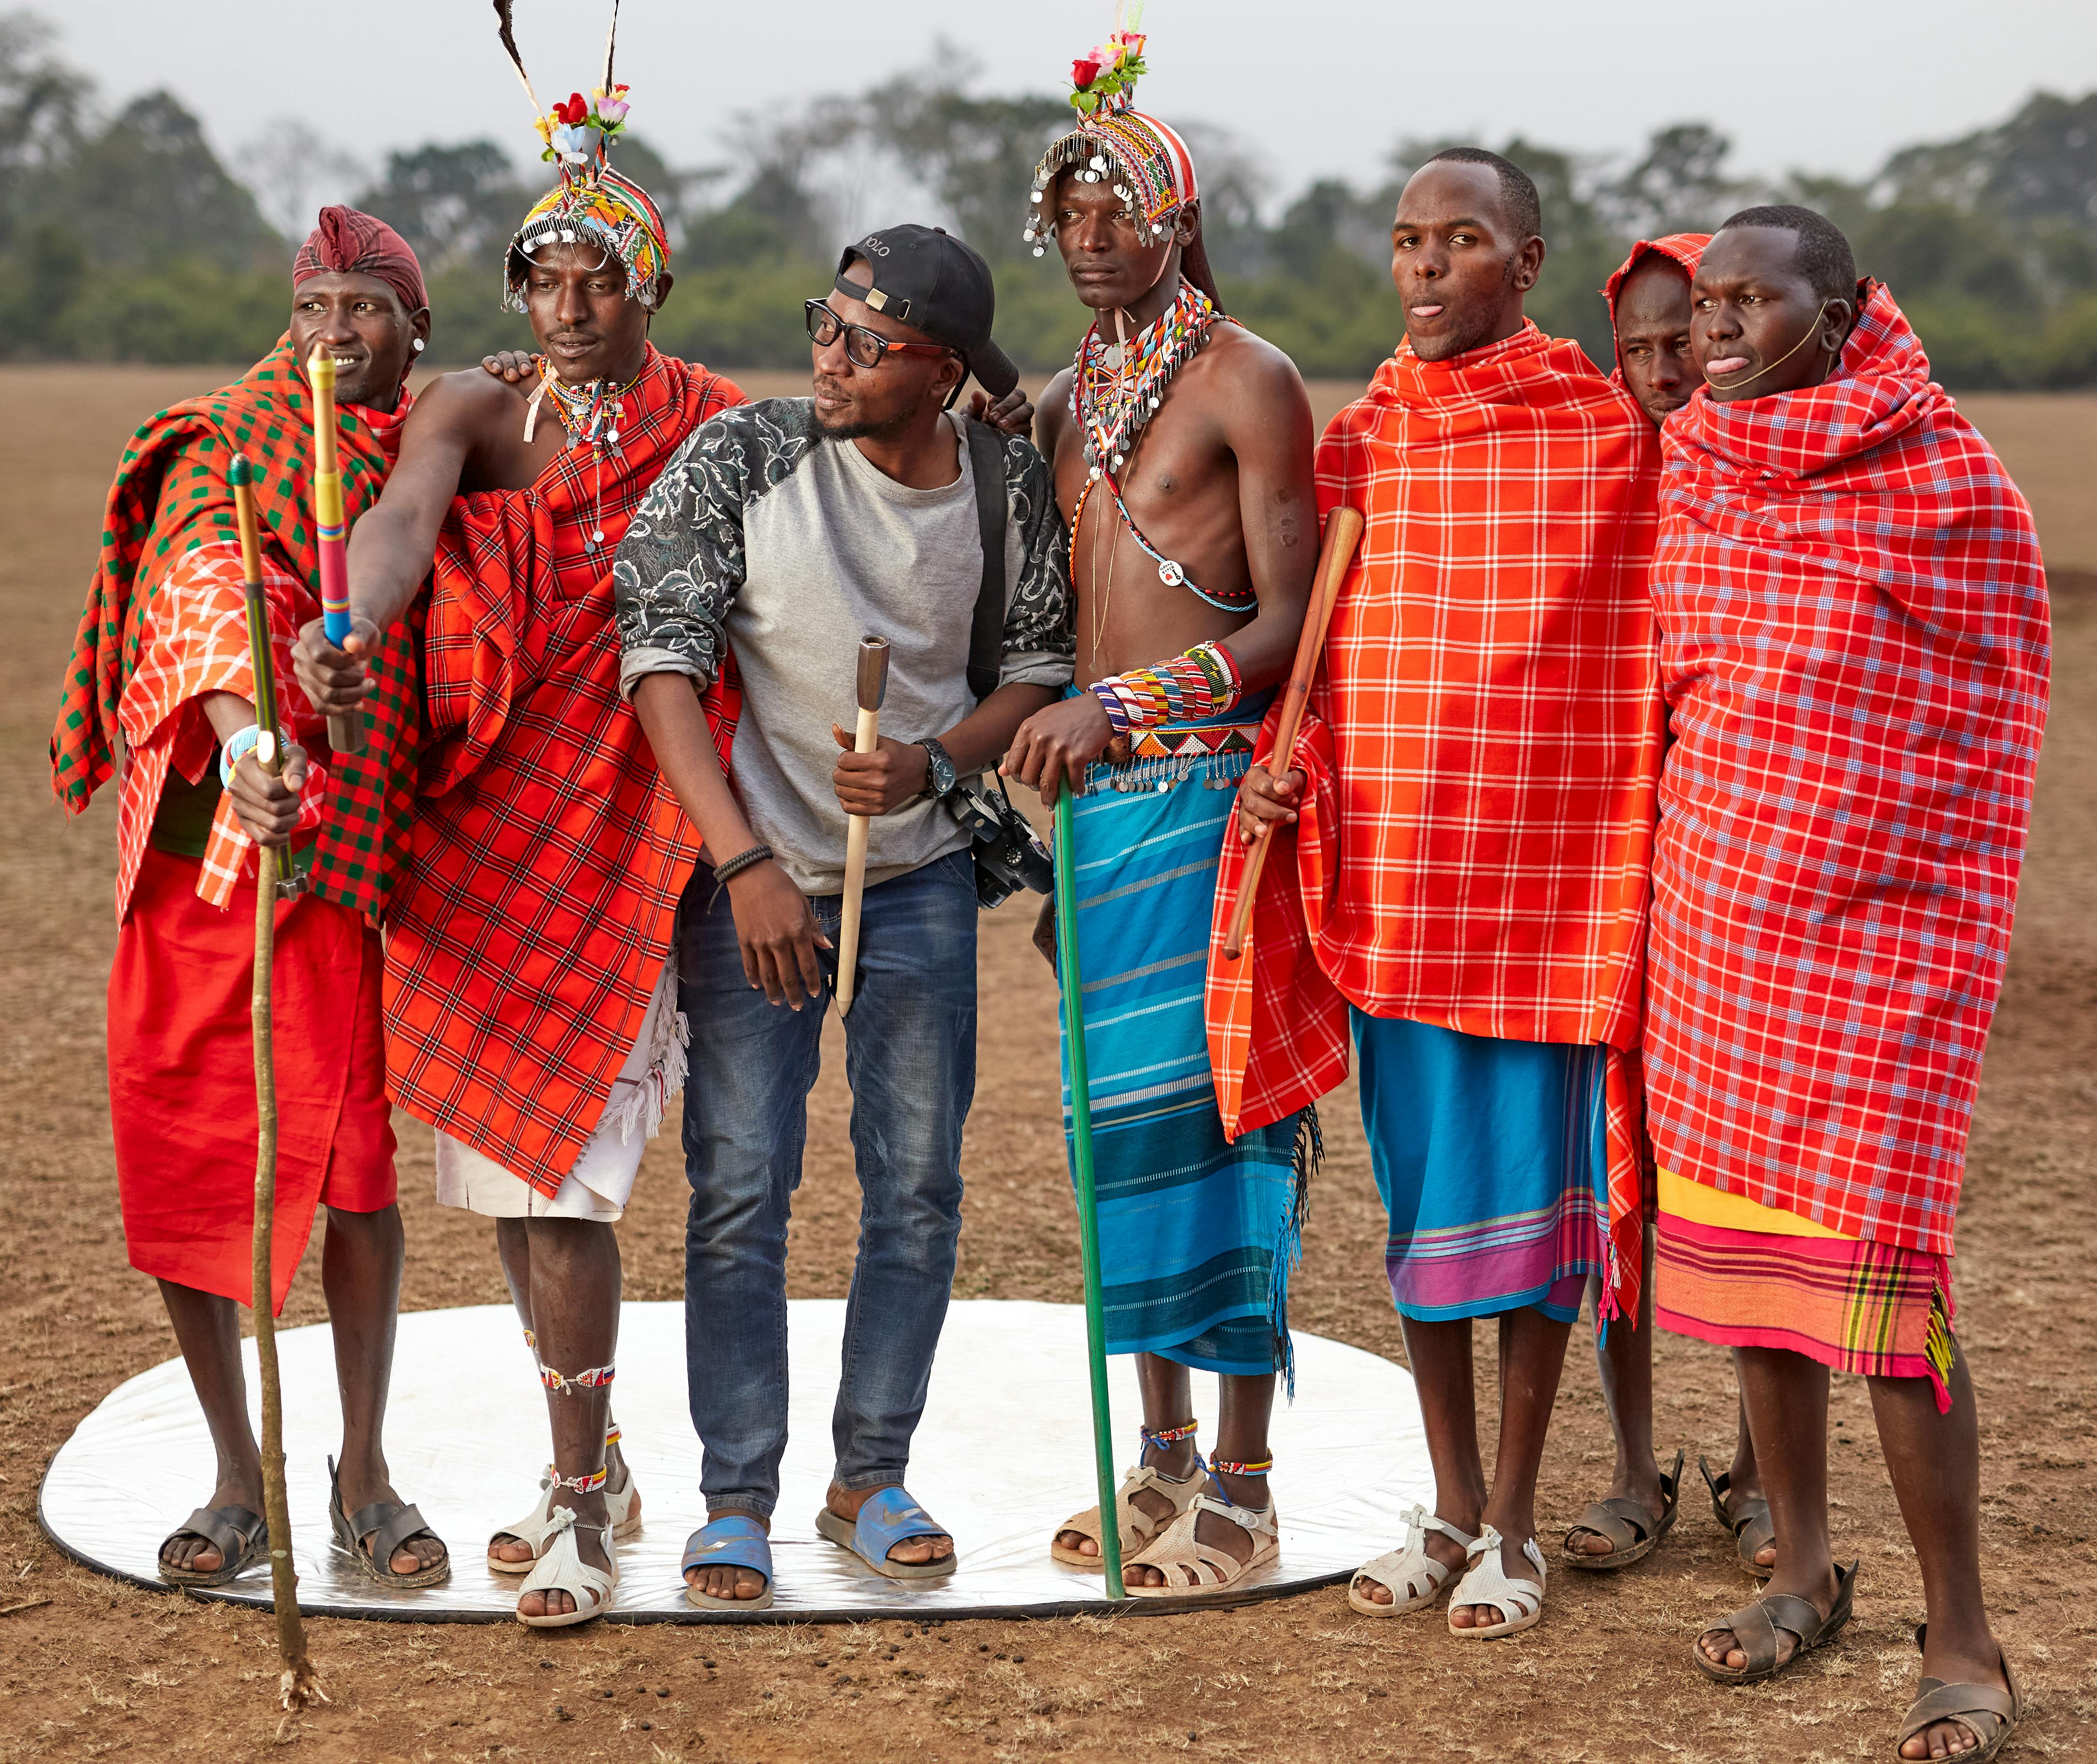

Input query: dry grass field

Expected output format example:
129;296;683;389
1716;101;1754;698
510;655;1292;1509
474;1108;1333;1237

0;364;2091;1763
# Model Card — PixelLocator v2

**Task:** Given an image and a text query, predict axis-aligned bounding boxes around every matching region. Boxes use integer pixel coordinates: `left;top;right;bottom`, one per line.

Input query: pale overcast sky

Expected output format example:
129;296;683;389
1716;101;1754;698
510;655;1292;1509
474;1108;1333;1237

56;0;2097;209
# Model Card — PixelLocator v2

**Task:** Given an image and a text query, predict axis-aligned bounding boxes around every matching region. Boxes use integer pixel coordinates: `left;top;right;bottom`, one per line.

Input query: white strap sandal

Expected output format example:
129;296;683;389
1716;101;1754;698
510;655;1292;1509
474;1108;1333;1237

1447;1525;1548;1638
1347;1503;1480;1617
515;1506;618;1629
1050;1459;1207;1570
488;1429;642;1574
1122;1493;1280;1599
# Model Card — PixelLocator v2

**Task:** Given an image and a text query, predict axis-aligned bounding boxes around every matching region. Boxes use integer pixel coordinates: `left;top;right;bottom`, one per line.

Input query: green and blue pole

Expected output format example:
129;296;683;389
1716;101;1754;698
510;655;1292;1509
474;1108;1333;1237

1054;781;1125;1600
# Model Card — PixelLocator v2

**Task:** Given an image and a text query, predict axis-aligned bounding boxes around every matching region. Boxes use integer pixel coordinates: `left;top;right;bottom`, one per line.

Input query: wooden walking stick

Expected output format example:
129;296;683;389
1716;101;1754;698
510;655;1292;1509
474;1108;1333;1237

1222;506;1365;961
1053;783;1125;1600
305;347;363;759
229;454;323;1713
835;636;890;1018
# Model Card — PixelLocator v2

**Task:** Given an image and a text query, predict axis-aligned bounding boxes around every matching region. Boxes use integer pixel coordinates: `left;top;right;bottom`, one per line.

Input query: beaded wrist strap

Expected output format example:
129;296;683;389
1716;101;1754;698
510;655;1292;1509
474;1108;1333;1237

1088;639;1243;738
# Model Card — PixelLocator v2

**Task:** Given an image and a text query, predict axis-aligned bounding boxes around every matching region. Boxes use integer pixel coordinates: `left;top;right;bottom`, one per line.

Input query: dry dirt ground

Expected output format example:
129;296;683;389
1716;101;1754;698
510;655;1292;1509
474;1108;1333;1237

0;365;2092;1764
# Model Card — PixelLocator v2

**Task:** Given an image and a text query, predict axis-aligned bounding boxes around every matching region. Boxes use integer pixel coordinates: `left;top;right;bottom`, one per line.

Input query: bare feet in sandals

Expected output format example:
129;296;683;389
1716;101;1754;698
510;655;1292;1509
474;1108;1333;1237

160;1471;265;1578
1054;1433;1201;1563
1898;1627;2015;1759
825;1480;954;1570
686;1513;771;1603
517;1492;613;1620
1565;1456;1669;1558
1449;1528;1539;1630
1122;1464;1267;1588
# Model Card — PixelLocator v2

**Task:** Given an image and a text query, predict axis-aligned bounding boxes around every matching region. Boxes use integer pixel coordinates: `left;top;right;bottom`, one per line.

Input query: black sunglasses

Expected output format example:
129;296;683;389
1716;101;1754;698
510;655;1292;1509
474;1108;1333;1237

805;299;958;371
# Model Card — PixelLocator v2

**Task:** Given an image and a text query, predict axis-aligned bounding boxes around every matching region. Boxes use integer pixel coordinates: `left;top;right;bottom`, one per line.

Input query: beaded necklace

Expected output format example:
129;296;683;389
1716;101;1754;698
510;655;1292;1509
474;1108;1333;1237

1072;277;1218;480
522;357;647;549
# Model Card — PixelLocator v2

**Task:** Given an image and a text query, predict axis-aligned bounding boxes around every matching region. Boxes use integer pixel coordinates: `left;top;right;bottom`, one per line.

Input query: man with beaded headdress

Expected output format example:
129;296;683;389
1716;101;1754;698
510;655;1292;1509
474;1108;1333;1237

51;207;449;1592
293;9;745;1628
1000;11;1322;1598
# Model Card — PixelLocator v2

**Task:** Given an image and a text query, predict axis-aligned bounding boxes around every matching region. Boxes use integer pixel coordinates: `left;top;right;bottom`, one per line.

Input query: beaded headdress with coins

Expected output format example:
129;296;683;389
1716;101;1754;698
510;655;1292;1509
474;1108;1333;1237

1023;7;1221;304
493;0;670;314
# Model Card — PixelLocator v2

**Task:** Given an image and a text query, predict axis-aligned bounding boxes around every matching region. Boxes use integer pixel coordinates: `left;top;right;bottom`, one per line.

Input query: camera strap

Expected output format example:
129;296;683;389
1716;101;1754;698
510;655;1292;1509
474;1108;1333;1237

965;416;1008;704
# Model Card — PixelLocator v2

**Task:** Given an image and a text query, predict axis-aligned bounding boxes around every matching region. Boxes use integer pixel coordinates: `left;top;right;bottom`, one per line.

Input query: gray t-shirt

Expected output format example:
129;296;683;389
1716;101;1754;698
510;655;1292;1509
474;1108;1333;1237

613;399;1074;894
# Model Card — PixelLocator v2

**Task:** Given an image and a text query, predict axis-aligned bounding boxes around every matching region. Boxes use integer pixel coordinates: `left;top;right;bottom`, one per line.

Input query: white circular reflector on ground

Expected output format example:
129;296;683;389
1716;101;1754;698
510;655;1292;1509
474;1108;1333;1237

42;1300;1428;1622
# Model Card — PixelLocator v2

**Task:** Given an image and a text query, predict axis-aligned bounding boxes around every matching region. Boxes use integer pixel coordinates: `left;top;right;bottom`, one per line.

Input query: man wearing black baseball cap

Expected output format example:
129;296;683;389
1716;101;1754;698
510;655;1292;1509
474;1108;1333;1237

611;224;1073;1608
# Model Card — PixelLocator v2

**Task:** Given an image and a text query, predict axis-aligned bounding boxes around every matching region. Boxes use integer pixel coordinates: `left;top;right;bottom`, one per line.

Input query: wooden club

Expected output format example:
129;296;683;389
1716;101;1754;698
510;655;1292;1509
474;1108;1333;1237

835;636;890;1018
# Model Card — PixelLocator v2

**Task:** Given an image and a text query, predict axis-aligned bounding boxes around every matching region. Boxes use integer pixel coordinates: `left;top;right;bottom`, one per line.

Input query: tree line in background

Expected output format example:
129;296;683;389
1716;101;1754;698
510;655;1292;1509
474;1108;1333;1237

2;14;2094;389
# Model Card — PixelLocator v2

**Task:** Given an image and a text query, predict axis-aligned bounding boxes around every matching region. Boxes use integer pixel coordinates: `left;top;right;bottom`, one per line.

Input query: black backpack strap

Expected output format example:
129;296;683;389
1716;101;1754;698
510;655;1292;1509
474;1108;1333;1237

965;417;1009;704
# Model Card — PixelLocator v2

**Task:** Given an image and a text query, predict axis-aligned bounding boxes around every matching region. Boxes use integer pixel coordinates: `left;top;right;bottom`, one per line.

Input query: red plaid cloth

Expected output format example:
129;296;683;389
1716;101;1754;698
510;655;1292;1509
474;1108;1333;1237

1645;282;2050;1255
1602;233;1709;383
1207;320;1665;1316
50;339;414;920
384;347;745;1196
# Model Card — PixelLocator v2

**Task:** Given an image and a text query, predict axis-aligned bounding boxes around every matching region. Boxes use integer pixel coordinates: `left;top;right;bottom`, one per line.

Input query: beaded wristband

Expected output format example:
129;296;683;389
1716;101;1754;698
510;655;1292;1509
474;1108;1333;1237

711;843;775;885
1087;639;1243;737
218;724;265;787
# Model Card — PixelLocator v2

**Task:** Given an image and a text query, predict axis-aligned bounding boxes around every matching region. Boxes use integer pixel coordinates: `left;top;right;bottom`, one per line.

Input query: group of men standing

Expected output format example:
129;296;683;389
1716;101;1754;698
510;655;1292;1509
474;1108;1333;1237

53;24;2043;1761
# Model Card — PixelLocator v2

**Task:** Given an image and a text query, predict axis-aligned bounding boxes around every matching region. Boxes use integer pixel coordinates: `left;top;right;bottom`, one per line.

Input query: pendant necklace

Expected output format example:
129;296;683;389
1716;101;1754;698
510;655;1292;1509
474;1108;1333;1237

525;359;646;549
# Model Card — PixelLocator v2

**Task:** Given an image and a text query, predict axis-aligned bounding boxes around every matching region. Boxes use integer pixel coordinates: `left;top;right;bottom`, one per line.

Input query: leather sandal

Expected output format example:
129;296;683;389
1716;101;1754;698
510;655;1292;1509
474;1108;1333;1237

158;1503;267;1588
327;1455;449;1589
1447;1526;1548;1638
1051;1435;1207;1571
488;1426;642;1574
1349;1504;1478;1616
1700;1454;1776;1580
1693;1559;1858;1685
1564;1446;1685;1571
1895;1626;2023;1763
1122;1489;1279;1598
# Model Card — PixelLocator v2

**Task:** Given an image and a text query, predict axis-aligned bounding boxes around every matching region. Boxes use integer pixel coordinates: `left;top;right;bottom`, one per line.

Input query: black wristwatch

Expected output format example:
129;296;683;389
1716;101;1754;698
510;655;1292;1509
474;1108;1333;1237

917;736;958;801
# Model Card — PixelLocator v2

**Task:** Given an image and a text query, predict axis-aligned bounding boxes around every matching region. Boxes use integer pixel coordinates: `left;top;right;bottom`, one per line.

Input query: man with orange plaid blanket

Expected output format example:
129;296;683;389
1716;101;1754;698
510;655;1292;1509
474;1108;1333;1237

49;207;448;1592
1651;207;2044;1759
1229;149;1664;1638
294;100;744;1626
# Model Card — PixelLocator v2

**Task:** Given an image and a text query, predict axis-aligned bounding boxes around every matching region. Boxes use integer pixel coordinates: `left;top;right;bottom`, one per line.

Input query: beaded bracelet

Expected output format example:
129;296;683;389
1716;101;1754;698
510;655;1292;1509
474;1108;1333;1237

1087;639;1243;737
218;724;265;787
711;843;774;885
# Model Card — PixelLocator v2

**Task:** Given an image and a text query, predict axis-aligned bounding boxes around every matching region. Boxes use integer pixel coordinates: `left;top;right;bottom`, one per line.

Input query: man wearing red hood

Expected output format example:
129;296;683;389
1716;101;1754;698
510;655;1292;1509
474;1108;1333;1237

1651;206;2043;1760
49;208;449;1591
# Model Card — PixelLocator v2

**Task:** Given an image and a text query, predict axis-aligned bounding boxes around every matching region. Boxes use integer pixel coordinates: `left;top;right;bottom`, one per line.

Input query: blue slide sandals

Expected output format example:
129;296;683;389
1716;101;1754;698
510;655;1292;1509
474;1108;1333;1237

681;1514;775;1611
815;1486;957;1581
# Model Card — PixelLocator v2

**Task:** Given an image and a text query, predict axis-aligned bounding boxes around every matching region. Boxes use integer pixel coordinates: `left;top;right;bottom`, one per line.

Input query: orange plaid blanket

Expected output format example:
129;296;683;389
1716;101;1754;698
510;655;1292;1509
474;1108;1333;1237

383;348;745;1196
50;340;414;921
1207;321;1665;1316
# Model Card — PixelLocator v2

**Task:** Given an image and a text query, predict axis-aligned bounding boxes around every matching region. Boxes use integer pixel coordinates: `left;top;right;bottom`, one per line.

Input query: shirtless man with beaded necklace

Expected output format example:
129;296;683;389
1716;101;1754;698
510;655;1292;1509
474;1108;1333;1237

1000;22;1319;1597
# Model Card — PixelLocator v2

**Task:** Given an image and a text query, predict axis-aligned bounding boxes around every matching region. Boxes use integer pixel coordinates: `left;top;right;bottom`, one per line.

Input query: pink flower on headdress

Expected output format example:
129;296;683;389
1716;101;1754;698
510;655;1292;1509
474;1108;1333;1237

1072;56;1101;89
592;83;631;125
1093;42;1125;73
1115;30;1147;57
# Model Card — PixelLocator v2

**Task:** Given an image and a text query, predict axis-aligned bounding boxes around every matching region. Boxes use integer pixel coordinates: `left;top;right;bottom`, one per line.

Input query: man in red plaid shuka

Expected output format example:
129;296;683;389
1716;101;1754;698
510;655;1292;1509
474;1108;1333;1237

295;153;744;1628
1227;150;1663;1638
50;209;449;1591
1652;210;2044;1758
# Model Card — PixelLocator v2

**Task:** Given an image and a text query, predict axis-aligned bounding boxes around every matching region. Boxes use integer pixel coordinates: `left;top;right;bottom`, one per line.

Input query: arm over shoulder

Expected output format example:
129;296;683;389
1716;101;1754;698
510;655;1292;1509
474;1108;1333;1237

997;432;1076;690
612;398;820;698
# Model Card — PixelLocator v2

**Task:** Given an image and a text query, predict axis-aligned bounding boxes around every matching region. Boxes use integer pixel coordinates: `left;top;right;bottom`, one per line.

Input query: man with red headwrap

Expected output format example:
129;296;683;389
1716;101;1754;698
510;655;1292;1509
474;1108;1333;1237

50;207;449;1591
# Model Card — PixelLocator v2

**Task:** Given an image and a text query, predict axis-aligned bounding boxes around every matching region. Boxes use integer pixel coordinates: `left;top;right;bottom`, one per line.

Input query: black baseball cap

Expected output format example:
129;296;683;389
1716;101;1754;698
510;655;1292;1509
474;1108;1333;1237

835;224;1019;399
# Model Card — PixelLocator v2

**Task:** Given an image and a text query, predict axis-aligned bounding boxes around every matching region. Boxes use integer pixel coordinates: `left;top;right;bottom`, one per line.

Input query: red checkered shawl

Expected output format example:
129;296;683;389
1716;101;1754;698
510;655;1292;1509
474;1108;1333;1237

1645;283;2049;1255
49;340;413;921
1207;321;1665;1316
384;347;745;1195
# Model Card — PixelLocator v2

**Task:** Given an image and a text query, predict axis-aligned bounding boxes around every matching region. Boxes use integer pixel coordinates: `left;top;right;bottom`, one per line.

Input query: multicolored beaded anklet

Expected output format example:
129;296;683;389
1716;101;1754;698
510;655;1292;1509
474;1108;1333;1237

1208;1456;1273;1477
547;1464;609;1495
1138;1420;1199;1450
538;1361;617;1394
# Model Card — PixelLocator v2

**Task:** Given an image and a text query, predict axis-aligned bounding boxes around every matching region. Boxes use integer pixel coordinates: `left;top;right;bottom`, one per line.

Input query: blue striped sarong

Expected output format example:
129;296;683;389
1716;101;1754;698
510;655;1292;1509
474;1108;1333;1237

1059;698;1316;1386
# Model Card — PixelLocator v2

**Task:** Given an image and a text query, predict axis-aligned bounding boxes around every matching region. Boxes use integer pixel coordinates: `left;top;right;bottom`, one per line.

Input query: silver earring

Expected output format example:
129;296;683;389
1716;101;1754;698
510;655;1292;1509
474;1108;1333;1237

412;338;426;352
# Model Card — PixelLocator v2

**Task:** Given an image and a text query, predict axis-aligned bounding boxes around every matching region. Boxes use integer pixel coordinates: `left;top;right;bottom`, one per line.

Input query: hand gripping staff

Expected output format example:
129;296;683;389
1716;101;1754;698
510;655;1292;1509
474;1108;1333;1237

305;347;363;758
228;455;324;1712
1223;506;1364;961
1053;783;1126;1599
835;637;890;1018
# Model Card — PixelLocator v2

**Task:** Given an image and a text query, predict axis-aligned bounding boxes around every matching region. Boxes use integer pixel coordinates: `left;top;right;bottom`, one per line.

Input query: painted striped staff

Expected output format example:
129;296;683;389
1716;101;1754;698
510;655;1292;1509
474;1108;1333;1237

229;454;323;1711
306;348;363;758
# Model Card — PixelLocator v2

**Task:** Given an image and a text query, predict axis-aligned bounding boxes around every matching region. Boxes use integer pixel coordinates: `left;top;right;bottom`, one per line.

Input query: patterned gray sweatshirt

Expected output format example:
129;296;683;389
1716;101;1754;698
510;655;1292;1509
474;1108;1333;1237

613;398;1074;894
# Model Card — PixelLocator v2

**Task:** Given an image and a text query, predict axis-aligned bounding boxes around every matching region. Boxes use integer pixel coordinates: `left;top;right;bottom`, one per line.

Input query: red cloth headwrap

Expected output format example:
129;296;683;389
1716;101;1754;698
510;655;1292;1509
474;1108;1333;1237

1600;233;1709;383
293;206;428;317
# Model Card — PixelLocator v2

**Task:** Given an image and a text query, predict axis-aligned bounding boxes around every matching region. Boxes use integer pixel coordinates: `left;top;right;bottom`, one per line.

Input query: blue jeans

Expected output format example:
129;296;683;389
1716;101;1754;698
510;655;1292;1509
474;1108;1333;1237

677;849;977;1519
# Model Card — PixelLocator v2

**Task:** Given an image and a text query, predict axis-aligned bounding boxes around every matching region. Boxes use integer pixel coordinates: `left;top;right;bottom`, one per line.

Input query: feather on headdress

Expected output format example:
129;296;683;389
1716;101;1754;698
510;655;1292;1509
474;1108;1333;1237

493;0;666;311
